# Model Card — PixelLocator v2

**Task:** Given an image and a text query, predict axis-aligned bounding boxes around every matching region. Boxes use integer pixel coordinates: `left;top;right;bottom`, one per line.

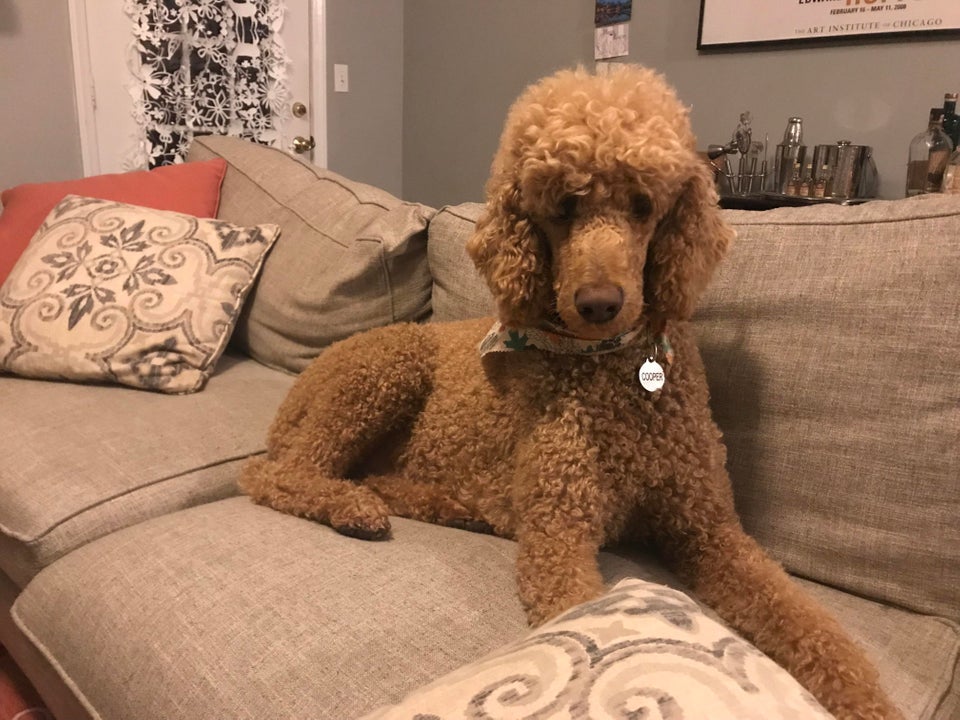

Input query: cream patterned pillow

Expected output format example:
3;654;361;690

0;195;279;393
361;578;832;720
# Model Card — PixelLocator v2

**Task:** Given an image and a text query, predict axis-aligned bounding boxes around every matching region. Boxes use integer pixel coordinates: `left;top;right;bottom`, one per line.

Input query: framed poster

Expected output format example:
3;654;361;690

698;0;960;50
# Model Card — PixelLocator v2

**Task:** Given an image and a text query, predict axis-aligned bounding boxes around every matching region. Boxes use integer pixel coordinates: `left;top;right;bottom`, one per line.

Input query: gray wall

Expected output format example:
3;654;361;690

0;0;83;188
327;0;404;198
403;0;594;206
402;0;959;205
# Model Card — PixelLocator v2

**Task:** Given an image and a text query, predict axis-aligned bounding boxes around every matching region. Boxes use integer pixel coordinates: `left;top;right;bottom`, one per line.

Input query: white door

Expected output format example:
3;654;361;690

67;0;326;176
284;0;327;167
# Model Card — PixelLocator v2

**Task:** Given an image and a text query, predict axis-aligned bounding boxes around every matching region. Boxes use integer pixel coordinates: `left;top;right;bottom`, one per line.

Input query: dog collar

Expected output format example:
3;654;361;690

479;320;674;361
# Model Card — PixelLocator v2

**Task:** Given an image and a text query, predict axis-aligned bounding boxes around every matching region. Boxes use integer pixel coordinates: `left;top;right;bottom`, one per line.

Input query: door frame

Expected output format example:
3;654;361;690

308;0;328;168
67;0;328;176
67;0;100;176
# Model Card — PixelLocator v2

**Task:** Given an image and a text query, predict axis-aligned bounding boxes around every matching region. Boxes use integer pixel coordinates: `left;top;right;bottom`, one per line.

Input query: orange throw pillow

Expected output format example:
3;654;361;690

0;158;228;285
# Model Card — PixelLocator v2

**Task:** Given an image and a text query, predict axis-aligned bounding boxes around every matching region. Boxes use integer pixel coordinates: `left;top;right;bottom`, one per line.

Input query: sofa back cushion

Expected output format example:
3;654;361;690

187;136;435;374
426;195;960;621
696;195;959;620
426;203;493;322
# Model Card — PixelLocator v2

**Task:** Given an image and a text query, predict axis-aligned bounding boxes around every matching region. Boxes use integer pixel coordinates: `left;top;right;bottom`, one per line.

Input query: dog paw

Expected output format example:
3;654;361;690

444;518;495;535
332;518;391;541
329;494;392;541
521;580;603;626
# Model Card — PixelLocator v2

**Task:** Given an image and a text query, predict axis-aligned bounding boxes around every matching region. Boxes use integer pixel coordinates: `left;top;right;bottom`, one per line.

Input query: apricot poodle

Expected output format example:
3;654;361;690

242;66;899;719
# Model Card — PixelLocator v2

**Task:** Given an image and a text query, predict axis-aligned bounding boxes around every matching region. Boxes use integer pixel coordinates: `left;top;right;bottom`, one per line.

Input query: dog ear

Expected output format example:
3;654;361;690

644;160;734;321
467;184;550;325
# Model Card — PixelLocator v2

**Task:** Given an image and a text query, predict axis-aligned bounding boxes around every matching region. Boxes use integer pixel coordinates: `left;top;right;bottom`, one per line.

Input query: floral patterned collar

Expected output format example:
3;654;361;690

479;320;674;362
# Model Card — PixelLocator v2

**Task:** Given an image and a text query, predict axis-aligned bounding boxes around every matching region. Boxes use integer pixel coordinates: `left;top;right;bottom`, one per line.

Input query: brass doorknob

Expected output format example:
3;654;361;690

292;136;315;154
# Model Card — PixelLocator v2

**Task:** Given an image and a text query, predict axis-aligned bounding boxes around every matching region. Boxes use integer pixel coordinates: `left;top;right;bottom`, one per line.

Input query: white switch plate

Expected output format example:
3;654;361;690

334;64;349;93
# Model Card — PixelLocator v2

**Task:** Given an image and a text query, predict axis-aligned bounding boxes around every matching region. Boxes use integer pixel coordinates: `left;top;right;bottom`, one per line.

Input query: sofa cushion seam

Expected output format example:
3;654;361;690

923;614;960;718
726;211;960;228
0;451;264;545
357;236;395;322
196;140;429;226
435;204;483;224
10;603;105;720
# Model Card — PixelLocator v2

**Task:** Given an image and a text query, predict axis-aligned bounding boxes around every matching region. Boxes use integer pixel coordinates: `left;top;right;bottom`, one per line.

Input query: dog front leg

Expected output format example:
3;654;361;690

652;476;902;720
513;423;608;626
515;523;604;626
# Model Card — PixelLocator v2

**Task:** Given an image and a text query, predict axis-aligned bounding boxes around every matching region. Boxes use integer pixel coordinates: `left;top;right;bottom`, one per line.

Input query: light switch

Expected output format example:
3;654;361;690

334;64;349;93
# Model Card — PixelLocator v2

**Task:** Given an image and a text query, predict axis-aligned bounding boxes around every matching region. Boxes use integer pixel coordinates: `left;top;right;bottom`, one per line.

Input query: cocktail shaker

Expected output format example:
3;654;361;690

774;117;806;194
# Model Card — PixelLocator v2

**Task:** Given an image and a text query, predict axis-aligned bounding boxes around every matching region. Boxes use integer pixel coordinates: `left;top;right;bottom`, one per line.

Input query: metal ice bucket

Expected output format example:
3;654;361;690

815;141;877;199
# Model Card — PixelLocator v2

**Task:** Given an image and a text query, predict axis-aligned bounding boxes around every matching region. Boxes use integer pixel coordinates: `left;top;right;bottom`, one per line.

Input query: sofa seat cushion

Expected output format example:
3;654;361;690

187;136;436;374
362;577;833;720
0;356;294;587
12;498;954;720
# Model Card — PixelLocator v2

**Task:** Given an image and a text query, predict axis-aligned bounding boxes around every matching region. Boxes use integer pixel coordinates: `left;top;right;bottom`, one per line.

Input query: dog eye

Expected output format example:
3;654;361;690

554;196;578;222
631;194;652;220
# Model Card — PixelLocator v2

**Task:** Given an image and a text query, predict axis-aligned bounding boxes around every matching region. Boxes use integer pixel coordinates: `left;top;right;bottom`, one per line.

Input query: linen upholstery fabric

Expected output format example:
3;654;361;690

187;135;435;373
429;195;960;621
0;355;294;587
362;578;832;720
0;570;93;720
0;158;227;286
11;498;955;720
426;203;493;322
0;196;279;393
695;194;960;621
10;500;531;720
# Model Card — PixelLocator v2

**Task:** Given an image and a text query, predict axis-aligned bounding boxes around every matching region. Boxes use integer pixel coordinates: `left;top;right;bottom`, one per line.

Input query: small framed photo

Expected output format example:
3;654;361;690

698;0;960;50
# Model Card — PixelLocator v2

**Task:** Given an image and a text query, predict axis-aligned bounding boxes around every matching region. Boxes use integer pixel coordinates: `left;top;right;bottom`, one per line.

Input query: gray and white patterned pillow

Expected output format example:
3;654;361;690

360;578;832;720
0;195;279;393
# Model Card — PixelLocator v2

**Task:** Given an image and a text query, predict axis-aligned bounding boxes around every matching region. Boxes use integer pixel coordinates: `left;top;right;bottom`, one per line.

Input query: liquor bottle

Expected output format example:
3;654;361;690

905;108;954;197
785;161;802;196
813;164;830;198
799;163;814;197
943;92;960;149
942;146;960;194
775;117;805;194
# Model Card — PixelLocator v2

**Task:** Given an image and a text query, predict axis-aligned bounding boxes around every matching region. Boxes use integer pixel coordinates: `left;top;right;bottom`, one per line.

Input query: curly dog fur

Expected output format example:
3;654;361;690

242;65;900;719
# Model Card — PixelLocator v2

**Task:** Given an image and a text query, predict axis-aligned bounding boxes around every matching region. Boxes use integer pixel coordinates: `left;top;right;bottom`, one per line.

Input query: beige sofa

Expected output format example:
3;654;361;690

0;135;957;719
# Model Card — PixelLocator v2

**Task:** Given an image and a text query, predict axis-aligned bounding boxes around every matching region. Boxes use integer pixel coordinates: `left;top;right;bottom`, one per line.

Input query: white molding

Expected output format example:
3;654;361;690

309;0;328;168
67;0;100;176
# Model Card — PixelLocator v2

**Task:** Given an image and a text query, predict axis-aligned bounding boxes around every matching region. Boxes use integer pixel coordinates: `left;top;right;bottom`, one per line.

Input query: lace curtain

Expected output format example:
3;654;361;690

125;0;290;168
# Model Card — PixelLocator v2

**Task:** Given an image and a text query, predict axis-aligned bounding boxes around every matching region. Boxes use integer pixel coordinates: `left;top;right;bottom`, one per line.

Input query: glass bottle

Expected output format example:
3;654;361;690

905;108;954;197
942;146;960;195
813;164;829;198
775;117;804;194
786;161;802;196
943;92;960;149
799;163;814;197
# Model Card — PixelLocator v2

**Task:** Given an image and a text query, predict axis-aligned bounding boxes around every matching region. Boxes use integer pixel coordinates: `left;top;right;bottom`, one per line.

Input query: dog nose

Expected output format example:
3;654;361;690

574;284;623;324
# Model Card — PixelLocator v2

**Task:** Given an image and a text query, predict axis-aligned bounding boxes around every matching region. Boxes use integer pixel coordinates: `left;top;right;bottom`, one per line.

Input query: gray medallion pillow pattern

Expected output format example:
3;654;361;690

361;578;832;720
0;195;279;393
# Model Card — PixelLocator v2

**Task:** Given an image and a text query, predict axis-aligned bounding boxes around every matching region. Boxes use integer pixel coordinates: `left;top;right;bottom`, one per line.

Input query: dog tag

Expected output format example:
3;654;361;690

638;359;665;392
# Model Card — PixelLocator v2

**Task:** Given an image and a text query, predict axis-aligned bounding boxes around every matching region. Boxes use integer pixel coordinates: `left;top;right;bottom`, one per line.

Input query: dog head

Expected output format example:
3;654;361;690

467;65;734;339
